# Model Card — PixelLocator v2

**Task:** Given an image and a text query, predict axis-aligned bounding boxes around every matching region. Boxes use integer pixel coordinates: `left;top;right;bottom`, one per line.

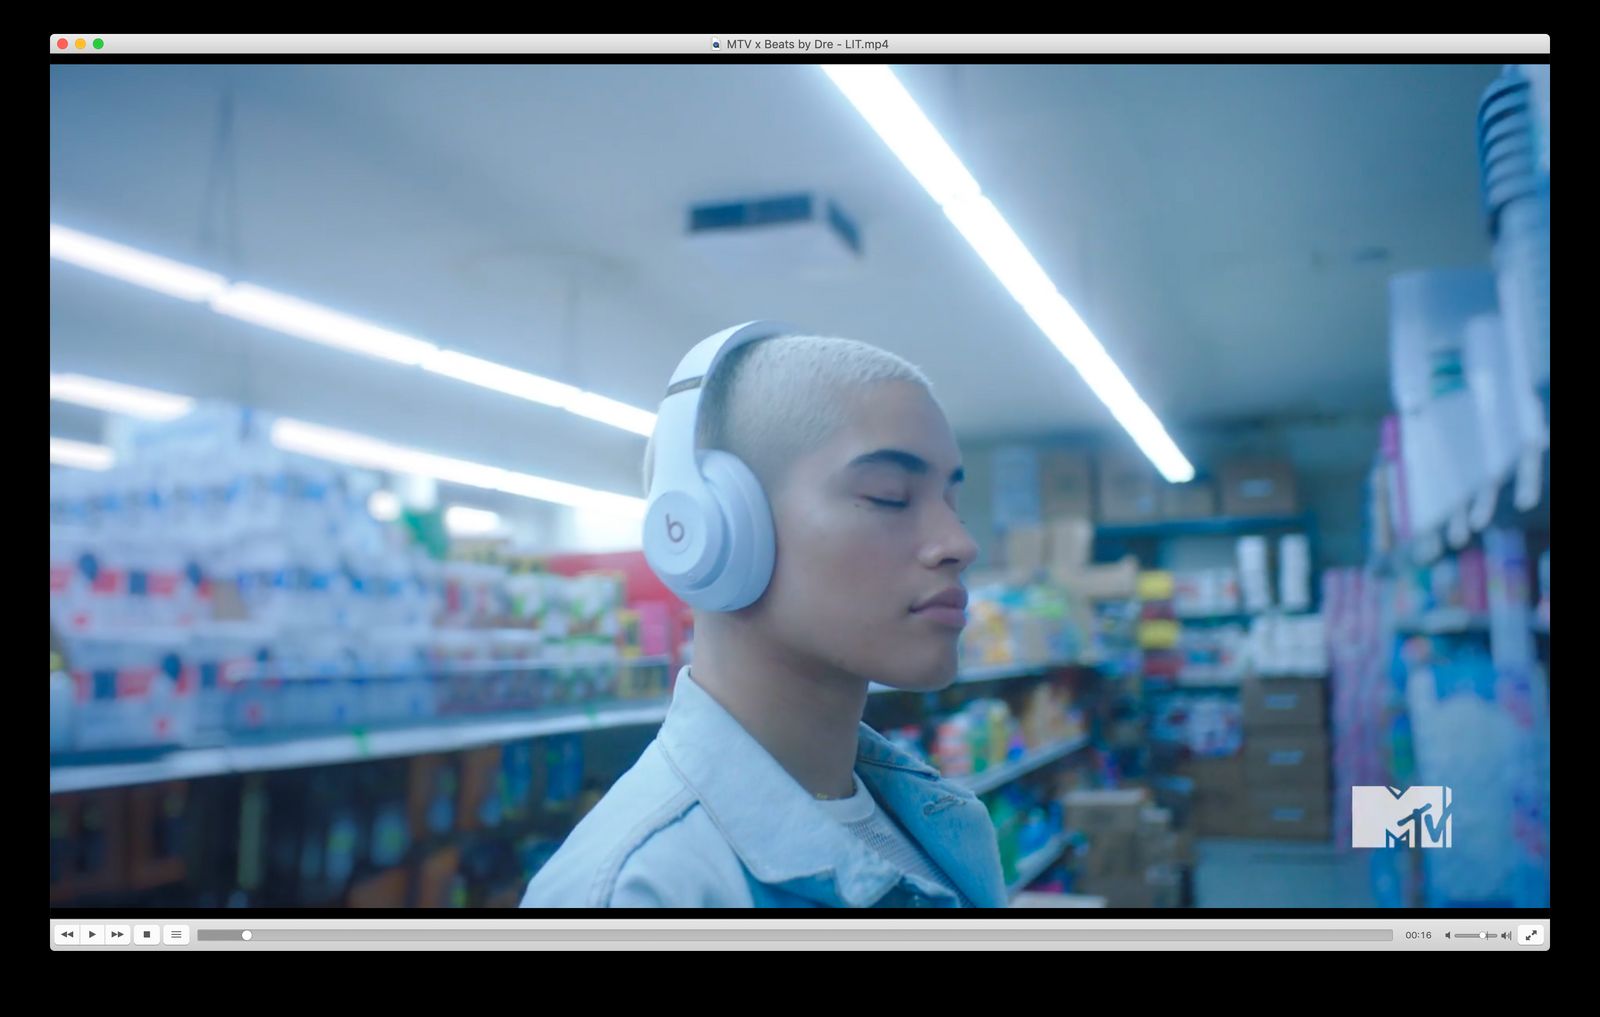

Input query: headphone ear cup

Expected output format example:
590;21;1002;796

694;450;776;612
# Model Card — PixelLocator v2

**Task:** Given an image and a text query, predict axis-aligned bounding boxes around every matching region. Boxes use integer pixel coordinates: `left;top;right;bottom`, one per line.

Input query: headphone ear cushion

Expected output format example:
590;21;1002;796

694;450;776;612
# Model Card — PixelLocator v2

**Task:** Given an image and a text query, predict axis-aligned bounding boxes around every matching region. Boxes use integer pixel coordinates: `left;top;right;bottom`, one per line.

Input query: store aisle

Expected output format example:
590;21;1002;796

1193;839;1376;908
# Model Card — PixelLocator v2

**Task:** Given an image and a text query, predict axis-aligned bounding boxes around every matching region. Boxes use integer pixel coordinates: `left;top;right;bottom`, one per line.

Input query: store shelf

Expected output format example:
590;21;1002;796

1372;458;1550;574
1154;679;1246;692
869;657;1089;696
1096;514;1313;541
1396;608;1491;635
50;700;672;794
1008;835;1071;899
953;735;1092;797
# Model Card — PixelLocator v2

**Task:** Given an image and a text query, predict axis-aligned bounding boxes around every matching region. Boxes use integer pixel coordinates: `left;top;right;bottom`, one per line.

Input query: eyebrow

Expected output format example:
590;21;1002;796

847;449;965;485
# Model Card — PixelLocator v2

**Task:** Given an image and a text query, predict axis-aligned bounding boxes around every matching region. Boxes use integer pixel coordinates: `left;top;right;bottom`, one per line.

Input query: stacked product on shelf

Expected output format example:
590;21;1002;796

1385;70;1550;557
49;720;614;908
960;577;1093;672
1385;528;1549;907
1171;568;1242;619
1217;459;1300;519
1244;614;1329;678
48;403;670;758
1536;550;1549;633
1322;568;1395;853
1237;536;1275;614
1173;744;1248;839
1237;671;1331;841
1062;788;1185;907
882;683;1088;781
878;676;1093;897
1477;64;1549;410
48;404;437;753
1361;79;1552;888
987;783;1068;891
1136;571;1181;687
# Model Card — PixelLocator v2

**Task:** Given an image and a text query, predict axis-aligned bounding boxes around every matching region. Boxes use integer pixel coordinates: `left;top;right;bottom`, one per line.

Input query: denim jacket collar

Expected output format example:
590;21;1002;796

656;668;1004;908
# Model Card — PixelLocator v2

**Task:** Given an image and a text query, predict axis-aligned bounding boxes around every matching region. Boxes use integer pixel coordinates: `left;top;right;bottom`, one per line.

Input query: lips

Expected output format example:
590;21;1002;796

912;587;968;629
913;587;968;612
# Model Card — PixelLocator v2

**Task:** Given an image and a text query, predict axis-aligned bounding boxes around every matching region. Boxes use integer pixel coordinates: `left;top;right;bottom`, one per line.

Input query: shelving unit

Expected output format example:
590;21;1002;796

1008;835;1071;899
952;735;1092;797
50;700;674;794
1096;513;1315;542
54;659;1102;795
868;657;1090;695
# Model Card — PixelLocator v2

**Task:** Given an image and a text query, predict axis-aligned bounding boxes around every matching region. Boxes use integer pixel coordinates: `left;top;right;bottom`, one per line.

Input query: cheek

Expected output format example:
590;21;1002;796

770;503;911;609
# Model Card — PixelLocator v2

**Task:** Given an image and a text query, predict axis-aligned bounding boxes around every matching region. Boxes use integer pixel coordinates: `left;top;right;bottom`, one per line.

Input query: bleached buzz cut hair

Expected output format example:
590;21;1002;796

642;334;935;497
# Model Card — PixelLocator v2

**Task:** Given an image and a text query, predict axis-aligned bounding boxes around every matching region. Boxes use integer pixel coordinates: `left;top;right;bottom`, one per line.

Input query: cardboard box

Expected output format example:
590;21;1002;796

1194;793;1252;837
1140;806;1173;832
1172;829;1196;866
1097;453;1162;523
1004;524;1047;579
1146;863;1185;908
1054;556;1139;601
1063;789;1149;834
1219;459;1299;517
1041;451;1095;521
1162;481;1218;520
1243;677;1327;731
1177;754;1245;793
1046;516;1093;573
1149;776;1196;831
1177;756;1252;836
1138;829;1183;867
1076;874;1154;908
1081;831;1142;878
1247;788;1332;841
1244;731;1330;790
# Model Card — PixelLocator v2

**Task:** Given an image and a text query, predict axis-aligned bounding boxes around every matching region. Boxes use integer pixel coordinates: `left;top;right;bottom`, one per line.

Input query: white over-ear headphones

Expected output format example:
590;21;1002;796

642;321;796;612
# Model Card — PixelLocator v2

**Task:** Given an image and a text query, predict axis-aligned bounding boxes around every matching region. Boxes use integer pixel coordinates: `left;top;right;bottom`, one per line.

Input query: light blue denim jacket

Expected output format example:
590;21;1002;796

521;668;1008;908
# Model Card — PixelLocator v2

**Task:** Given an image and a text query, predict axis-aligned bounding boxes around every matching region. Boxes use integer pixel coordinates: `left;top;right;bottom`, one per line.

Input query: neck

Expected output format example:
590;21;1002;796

689;613;868;801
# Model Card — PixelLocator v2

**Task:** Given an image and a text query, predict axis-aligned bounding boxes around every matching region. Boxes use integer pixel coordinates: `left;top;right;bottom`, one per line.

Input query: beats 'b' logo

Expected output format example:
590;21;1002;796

665;515;686;544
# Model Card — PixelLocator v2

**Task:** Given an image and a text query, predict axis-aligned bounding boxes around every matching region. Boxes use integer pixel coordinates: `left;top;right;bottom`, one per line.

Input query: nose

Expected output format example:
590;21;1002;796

921;504;979;572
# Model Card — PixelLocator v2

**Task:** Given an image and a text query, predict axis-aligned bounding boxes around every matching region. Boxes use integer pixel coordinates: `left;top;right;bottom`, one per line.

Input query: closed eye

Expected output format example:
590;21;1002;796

865;497;909;509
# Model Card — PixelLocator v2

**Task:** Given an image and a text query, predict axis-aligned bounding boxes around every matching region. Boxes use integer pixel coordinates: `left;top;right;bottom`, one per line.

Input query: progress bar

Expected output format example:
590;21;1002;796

198;929;1393;943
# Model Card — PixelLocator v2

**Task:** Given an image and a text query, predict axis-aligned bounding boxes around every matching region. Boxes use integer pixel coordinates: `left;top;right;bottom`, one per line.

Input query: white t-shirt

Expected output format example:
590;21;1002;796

814;772;972;907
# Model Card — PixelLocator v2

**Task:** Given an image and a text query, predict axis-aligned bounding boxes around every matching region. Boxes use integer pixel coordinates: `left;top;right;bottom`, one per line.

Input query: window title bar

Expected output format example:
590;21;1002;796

49;35;1550;56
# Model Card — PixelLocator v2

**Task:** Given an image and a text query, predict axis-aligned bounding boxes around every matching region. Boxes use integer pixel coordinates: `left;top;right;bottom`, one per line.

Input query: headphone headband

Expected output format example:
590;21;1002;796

641;321;797;612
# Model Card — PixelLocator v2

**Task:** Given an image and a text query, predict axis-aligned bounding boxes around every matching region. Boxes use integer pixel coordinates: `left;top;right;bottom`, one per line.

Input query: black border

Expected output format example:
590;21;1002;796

48;42;1552;921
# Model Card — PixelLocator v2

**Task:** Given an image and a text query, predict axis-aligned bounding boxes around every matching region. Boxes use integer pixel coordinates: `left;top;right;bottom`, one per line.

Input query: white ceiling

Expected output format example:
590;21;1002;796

50;62;1502;500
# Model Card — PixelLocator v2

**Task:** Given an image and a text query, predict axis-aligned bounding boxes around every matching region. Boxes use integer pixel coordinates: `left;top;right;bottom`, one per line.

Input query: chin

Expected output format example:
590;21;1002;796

875;646;960;692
